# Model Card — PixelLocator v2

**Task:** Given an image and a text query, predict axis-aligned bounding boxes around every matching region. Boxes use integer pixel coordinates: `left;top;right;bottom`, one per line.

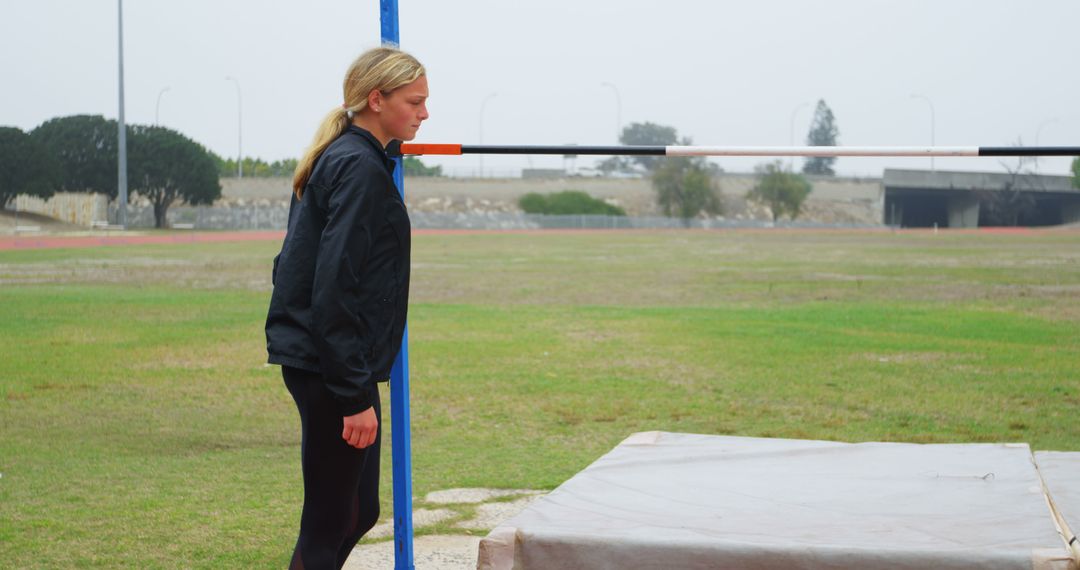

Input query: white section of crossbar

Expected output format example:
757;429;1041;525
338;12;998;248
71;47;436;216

665;146;981;157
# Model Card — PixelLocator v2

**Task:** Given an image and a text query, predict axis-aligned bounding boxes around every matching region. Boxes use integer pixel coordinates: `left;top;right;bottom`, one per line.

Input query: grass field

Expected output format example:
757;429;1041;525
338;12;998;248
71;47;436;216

2;229;1079;568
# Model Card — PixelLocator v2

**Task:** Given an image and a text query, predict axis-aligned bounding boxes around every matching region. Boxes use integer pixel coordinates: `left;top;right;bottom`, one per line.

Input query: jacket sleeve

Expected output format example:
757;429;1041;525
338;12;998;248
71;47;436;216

310;156;388;415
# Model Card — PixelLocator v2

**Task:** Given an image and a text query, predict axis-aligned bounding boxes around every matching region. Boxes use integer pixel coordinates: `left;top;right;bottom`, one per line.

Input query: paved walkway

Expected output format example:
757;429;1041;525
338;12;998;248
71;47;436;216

343;488;544;570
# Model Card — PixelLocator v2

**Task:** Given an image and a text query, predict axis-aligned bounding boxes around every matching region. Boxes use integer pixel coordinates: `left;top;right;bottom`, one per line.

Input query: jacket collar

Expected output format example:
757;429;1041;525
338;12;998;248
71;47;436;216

346;125;397;174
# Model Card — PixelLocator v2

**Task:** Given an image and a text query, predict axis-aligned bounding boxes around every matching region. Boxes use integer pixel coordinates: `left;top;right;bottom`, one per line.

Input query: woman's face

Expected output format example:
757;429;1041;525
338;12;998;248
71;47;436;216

377;75;429;142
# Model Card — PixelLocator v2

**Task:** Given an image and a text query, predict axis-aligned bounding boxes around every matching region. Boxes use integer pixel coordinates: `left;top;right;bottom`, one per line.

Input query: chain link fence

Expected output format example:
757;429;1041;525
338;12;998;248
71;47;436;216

112;204;882;231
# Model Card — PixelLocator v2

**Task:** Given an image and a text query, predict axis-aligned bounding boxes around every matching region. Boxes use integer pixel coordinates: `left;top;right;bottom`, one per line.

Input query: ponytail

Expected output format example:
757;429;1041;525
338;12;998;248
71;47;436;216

292;107;351;199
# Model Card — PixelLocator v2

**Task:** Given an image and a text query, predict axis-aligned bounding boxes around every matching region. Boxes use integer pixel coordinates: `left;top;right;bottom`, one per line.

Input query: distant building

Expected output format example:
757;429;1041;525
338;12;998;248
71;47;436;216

883;169;1080;228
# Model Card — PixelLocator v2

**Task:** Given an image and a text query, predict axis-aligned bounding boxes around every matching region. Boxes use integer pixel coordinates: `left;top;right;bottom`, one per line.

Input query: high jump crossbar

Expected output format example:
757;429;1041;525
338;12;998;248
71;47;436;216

390;143;1080;158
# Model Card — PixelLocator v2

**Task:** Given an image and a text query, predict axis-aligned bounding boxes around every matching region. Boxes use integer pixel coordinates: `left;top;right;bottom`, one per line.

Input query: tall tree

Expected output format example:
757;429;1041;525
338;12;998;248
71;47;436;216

128;125;220;228
1072;156;1079;189
598;122;680;175
621;122;679;173
652;156;723;225
0;126;61;207
803;99;839;176
606;121;725;223
30;115;121;197
748;161;812;221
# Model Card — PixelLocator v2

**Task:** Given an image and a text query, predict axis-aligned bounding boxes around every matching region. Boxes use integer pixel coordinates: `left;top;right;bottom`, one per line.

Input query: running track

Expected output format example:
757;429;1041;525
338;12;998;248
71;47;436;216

0;229;494;251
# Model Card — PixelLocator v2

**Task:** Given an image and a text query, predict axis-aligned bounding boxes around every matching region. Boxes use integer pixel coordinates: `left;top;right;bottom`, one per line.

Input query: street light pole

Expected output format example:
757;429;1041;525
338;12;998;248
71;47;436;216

478;92;496;177
601;82;622;143
789;101;810;169
910;94;936;171
226;76;243;178
155;86;170;125
116;0;128;228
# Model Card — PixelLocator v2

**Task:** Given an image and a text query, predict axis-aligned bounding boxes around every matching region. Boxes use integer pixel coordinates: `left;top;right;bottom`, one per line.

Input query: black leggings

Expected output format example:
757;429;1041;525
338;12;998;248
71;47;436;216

283;366;381;570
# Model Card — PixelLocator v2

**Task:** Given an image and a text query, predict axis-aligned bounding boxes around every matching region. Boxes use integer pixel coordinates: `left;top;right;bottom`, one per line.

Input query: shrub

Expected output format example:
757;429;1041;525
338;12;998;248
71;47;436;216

518;190;626;216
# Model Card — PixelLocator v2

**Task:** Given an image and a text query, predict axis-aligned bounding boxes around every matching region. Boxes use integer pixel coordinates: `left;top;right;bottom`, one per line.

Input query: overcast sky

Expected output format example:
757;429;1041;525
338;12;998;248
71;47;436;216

3;0;1078;178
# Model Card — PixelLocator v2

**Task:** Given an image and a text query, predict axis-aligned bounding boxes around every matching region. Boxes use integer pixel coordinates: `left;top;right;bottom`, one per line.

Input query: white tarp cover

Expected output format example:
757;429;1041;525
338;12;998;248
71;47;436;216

1035;451;1080;561
478;432;1077;570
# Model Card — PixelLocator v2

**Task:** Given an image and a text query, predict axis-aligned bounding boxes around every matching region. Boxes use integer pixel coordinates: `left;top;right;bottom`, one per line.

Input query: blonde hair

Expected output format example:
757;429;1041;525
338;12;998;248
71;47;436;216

292;47;425;199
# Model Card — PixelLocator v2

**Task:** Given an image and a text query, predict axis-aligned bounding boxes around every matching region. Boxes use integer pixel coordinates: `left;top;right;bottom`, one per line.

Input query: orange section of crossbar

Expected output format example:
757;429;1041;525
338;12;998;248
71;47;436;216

399;143;462;155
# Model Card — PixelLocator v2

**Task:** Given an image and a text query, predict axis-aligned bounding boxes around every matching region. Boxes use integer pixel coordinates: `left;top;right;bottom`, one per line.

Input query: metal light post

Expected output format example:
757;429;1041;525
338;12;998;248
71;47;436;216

910;94;936;171
116;0;128;228
478;92;496;177
225;76;243;178
155;87;170;125
601;82;622;143
788;101;810;169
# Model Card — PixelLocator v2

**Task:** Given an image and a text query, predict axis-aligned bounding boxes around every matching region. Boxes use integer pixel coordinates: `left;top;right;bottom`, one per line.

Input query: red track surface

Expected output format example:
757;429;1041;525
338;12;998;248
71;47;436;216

0;229;532;251
0;226;1074;251
0;231;287;251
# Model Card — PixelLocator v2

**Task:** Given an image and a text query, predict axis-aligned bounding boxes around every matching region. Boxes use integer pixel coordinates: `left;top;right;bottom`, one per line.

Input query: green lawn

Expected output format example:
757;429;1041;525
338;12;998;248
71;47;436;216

2;229;1078;567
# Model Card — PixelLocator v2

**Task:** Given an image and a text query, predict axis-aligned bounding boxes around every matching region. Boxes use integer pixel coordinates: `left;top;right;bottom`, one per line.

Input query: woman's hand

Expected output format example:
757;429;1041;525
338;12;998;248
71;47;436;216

342;407;378;449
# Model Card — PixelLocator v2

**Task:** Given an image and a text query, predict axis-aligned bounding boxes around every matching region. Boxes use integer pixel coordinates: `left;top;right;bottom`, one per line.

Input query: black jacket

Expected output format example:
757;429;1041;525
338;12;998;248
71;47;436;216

265;126;410;415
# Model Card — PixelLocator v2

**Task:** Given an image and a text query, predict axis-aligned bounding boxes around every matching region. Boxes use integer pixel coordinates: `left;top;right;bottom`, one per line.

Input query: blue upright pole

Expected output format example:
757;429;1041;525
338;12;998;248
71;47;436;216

380;2;415;569
380;0;400;47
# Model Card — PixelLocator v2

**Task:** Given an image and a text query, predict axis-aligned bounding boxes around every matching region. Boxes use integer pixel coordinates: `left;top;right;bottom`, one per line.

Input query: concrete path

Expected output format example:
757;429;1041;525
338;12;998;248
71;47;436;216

343;488;545;570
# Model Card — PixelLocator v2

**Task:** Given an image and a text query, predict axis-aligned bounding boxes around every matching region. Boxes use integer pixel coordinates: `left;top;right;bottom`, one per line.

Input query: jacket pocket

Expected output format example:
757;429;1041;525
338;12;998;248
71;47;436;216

371;291;397;355
377;293;397;339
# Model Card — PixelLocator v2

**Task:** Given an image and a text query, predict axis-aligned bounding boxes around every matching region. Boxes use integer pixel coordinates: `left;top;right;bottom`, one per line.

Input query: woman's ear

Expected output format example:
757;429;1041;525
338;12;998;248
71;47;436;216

368;89;383;113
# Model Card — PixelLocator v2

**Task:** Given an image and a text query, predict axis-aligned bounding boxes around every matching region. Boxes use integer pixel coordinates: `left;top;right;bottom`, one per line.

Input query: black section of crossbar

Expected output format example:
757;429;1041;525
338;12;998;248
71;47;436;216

388;143;1080;158
979;146;1080;157
460;145;667;156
